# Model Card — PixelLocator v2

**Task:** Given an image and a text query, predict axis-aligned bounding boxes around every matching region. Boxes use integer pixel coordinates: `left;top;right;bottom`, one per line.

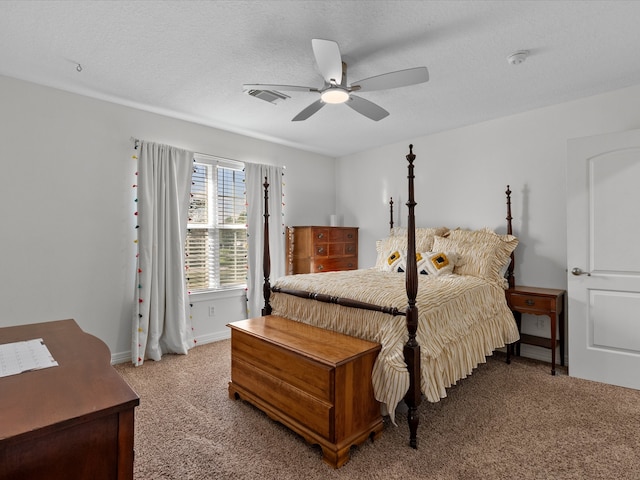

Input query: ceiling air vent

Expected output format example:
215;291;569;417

246;89;290;104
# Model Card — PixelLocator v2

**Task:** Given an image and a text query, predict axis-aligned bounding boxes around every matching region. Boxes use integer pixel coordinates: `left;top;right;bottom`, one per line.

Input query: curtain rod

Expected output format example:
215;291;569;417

130;136;242;166
130;137;285;170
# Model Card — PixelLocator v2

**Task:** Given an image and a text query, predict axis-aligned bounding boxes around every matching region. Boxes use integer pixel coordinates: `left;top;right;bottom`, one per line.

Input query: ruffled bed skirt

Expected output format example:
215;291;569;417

270;269;519;423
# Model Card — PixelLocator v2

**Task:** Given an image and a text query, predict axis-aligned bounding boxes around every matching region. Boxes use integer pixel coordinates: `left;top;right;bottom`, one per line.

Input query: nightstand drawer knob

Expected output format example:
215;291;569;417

525;299;535;306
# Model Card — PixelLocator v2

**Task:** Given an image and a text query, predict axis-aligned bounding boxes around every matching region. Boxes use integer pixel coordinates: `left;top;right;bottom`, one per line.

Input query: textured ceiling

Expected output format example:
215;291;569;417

2;1;640;157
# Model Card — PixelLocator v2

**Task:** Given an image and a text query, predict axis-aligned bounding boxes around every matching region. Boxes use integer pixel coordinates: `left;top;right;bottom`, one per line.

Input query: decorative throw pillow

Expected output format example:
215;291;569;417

417;251;457;276
433;228;518;282
375;226;449;269
381;250;404;272
392;251;457;276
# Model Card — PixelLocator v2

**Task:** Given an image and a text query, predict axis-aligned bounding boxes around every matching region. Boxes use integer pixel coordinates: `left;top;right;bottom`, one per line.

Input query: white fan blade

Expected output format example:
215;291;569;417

312;39;343;84
352;67;429;92
346;95;389;121
292;99;325;121
243;83;318;93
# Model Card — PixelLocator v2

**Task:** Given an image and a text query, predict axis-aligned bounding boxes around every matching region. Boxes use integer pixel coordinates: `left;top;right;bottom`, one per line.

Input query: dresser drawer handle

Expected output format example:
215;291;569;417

348;263;353;268
317;233;324;239
317;265;324;271
347;233;353;239
525;299;535;306
317;247;324;254
346;246;353;252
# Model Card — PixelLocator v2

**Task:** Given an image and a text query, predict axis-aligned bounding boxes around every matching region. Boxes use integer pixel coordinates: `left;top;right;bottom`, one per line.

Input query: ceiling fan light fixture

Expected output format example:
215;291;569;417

320;88;349;104
246;39;429;121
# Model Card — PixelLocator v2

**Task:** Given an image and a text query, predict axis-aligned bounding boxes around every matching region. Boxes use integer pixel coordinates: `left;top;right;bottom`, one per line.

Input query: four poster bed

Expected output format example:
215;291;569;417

255;145;519;449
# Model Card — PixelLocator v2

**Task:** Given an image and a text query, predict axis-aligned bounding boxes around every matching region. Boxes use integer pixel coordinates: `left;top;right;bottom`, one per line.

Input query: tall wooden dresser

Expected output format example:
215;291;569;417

286;226;358;274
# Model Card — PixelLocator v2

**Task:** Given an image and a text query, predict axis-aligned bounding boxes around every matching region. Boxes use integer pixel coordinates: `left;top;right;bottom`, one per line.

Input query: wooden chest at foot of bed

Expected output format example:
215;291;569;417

227;315;383;468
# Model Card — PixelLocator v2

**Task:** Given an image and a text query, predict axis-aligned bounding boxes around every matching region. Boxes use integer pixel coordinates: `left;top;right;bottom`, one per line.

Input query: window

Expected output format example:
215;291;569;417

186;155;247;292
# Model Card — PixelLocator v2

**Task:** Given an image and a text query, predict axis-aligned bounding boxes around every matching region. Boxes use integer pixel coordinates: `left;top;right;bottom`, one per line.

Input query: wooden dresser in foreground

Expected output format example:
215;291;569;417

0;319;139;480
228;315;383;468
286;226;358;274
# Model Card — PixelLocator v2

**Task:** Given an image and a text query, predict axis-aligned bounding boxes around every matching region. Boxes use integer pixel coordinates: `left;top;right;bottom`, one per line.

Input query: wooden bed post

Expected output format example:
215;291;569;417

262;176;272;316
505;185;515;289
403;145;421;449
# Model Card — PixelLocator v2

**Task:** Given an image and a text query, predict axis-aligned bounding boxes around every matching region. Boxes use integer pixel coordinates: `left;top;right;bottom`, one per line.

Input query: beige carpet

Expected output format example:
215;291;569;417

115;339;640;480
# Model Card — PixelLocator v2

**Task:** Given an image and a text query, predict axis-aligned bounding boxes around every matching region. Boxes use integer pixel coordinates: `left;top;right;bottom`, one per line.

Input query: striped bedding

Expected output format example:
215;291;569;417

270;269;520;423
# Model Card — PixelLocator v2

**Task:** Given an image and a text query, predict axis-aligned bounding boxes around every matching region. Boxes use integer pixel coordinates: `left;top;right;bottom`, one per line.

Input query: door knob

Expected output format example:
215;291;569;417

571;267;591;276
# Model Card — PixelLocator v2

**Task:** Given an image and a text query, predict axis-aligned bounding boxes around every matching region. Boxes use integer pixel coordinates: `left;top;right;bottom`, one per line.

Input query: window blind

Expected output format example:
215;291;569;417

186;158;246;292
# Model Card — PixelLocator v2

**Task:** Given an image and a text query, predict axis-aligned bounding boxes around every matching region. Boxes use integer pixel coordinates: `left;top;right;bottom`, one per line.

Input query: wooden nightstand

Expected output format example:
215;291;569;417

505;286;566;375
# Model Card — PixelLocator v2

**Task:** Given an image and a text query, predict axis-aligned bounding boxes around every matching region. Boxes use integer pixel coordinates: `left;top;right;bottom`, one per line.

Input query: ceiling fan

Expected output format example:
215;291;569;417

243;38;429;122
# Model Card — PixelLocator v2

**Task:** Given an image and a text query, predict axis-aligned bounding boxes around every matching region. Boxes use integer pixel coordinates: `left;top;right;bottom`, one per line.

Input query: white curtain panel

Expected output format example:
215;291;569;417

133;141;194;366
245;163;285;318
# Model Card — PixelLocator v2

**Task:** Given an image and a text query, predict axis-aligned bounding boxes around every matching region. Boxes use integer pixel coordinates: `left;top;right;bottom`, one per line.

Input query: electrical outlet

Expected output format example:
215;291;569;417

208;306;215;317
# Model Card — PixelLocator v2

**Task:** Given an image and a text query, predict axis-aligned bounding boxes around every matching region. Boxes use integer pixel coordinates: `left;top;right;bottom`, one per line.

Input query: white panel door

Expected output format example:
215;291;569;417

567;129;640;389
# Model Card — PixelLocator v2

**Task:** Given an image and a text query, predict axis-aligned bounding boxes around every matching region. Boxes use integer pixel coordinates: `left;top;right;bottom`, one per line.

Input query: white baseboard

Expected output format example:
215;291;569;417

193;330;231;346
111;350;132;365
518;344;568;366
113;334;566;367
111;330;231;365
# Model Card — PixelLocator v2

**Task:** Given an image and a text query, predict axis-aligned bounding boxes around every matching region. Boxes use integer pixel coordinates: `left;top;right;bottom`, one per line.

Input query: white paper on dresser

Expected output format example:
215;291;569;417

0;338;58;378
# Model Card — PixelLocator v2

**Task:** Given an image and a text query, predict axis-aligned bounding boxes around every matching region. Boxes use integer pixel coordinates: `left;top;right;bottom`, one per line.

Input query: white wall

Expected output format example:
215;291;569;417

336;83;640;362
4;72;640;366
0;75;336;362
